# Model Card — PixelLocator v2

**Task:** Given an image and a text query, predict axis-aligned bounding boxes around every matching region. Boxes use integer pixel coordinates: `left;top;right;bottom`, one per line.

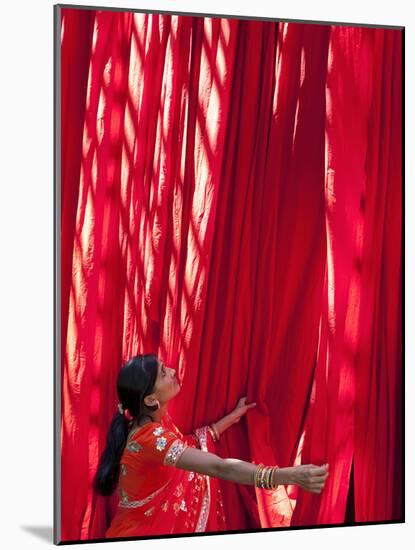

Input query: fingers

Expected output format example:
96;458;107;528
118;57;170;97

303;483;326;494
306;465;329;494
239;397;257;406
237;396;257;410
313;469;329;479
313;464;329;474
312;471;329;493
295;463;329;494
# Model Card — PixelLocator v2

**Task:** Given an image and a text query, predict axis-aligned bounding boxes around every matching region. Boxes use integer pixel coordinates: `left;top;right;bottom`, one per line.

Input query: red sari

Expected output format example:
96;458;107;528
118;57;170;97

105;413;227;538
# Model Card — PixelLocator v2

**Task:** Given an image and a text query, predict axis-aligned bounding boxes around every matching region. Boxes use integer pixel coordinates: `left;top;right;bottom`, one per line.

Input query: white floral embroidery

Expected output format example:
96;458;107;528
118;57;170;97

180;500;187;512
121;464;127;476
156;436;167;451
195;426;209;450
174;483;184;497
188;471;194;481
194;426;211;533
164;440;187;465
153;426;165;436
119;480;171;508
195;487;210;531
144;506;155;516
126;441;142;453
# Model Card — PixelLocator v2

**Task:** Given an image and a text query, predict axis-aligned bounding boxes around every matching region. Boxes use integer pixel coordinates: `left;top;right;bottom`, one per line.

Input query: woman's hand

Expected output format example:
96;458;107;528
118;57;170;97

210;396;256;438
288;463;329;494
229;396;257;424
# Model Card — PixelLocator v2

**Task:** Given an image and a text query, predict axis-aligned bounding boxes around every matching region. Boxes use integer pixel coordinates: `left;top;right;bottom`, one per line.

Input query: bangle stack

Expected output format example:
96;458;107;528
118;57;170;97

253;463;279;489
208;423;220;442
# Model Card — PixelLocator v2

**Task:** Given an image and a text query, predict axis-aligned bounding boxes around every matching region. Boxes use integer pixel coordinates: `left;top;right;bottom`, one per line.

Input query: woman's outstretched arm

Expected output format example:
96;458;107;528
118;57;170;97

175;446;329;494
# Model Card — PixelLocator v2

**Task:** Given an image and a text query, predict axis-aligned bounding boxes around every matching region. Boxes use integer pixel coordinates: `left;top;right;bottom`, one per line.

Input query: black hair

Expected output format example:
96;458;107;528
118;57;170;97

93;354;159;496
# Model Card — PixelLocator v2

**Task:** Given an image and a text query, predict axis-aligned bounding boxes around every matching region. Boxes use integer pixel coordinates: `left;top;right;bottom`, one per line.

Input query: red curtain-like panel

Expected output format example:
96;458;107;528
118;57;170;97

59;7;402;541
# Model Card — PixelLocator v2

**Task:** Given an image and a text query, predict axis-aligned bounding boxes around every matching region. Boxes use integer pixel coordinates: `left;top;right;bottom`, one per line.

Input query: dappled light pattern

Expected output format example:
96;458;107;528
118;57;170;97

60;7;402;541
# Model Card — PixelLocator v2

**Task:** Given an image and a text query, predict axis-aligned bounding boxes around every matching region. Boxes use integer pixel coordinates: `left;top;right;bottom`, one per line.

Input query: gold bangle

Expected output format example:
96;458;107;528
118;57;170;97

254;464;279;489
265;467;273;489
270;466;279;489
258;465;265;487
263;466;269;489
211;423;220;441
259;466;266;488
254;464;279;490
207;425;217;442
254;464;260;486
260;466;267;488
264;466;271;489
267;466;274;489
258;465;266;488
258;465;265;488
207;425;215;441
254;463;264;487
255;464;264;487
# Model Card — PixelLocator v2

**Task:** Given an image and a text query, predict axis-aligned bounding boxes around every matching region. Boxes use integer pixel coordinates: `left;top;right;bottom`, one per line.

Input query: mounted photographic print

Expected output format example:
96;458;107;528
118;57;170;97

54;2;404;545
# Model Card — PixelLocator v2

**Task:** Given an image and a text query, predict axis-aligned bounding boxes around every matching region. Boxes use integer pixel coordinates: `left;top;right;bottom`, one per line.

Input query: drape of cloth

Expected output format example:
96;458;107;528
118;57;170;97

59;7;402;541
289;25;403;526
105;414;226;538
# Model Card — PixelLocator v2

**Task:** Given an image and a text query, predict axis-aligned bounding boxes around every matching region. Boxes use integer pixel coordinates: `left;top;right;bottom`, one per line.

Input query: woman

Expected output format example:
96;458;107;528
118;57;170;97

94;354;329;538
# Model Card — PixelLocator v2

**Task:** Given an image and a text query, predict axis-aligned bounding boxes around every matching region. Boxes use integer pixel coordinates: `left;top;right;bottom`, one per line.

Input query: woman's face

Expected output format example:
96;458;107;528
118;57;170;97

145;360;181;407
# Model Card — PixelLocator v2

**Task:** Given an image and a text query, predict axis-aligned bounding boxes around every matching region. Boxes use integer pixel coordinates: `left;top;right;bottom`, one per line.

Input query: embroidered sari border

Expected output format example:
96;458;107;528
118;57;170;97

118;479;171;509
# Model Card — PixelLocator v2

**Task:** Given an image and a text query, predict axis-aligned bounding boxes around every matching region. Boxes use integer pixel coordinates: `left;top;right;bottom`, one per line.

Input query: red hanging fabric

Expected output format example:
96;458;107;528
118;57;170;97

59;7;402;541
290;25;403;526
